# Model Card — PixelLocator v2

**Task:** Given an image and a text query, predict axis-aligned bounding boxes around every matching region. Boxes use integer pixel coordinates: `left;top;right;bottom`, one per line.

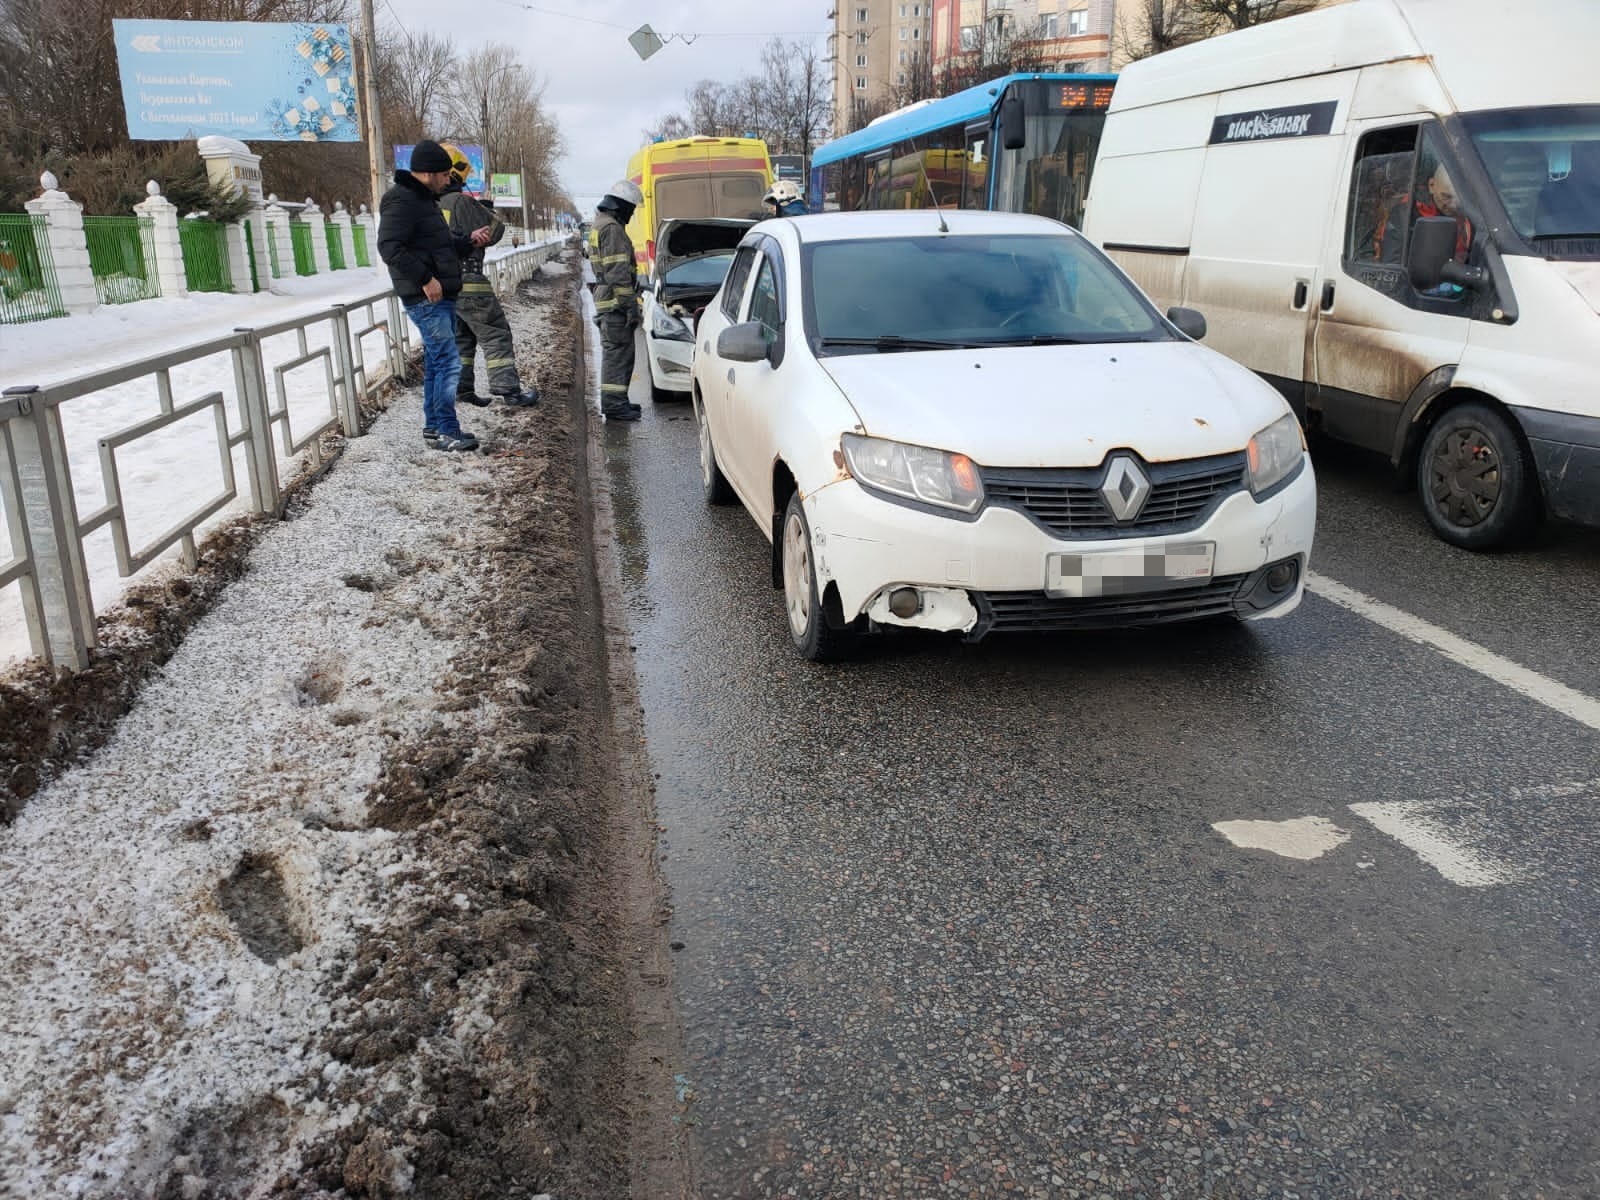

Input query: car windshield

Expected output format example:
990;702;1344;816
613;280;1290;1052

663;252;735;289
1462;105;1600;248
804;233;1167;352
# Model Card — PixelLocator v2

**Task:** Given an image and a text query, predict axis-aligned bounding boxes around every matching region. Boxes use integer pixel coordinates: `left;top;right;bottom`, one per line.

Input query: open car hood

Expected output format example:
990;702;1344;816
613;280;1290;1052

655;218;755;279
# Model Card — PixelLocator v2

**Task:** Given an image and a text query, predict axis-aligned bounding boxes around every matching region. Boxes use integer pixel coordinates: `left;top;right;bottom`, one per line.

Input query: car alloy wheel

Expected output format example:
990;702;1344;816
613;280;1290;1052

696;398;735;505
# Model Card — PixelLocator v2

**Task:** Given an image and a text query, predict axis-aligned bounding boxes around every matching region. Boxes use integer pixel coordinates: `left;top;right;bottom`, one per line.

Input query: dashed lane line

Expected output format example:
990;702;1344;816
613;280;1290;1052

1307;571;1600;736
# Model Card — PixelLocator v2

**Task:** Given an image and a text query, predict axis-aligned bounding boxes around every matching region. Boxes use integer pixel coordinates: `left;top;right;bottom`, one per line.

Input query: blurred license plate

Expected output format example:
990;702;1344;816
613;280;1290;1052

1046;542;1216;598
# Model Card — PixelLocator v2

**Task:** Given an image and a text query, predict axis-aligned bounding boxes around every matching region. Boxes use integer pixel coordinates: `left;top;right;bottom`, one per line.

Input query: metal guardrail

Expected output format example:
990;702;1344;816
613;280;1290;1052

0;286;415;669
0;240;563;671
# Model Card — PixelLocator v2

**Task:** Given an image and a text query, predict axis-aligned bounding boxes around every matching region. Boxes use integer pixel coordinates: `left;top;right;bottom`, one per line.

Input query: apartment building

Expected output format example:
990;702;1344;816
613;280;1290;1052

830;0;935;135
930;0;1115;79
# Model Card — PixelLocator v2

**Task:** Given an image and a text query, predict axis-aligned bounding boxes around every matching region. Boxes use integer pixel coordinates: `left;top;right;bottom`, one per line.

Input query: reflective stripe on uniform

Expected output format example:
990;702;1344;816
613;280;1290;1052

485;356;514;368
595;298;619;311
593;253;631;266
460;281;494;294
601;383;629;394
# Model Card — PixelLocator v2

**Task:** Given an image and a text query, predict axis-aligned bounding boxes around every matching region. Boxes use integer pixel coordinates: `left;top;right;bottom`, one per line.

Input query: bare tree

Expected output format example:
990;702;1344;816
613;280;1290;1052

1190;0;1318;29
648;37;833;158
376;27;458;144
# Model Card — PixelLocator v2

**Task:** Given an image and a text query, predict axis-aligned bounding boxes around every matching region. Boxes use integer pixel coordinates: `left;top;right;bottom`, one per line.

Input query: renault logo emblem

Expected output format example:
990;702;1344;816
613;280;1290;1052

1100;455;1151;522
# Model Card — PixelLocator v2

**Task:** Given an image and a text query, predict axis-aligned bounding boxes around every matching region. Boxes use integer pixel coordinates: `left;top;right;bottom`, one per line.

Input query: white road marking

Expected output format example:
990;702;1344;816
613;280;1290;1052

1212;816;1350;861
1510;779;1600;803
1307;572;1600;735
1348;801;1524;887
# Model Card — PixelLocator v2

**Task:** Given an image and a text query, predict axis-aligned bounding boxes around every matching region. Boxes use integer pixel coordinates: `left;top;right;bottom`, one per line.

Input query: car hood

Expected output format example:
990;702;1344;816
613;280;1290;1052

818;341;1287;467
656;218;754;278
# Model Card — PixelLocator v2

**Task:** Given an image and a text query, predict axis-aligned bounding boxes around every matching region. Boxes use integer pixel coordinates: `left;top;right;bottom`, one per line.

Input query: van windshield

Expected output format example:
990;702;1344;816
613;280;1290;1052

1462;105;1600;249
655;174;769;226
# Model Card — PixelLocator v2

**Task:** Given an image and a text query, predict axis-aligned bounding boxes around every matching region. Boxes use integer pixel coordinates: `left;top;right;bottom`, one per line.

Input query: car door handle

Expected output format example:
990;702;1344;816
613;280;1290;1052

1321;281;1336;311
1293;280;1308;309
727;368;735;384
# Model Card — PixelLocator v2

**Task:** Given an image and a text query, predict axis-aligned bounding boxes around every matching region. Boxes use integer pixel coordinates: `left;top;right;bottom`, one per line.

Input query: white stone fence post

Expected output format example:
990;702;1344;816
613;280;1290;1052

263;195;296;288
24;173;96;315
301;198;331;275
132;181;187;299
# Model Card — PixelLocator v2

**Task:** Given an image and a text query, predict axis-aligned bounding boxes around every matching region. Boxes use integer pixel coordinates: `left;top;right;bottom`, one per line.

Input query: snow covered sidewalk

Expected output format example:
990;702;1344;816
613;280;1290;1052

0;263;635;1198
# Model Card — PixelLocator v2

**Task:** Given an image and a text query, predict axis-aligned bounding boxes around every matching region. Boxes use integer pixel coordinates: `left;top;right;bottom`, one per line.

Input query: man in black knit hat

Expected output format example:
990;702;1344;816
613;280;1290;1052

377;139;493;451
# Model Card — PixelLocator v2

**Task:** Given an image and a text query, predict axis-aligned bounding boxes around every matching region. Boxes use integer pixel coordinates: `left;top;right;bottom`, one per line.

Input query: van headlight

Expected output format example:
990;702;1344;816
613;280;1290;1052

649;302;693;342
841;433;984;514
1247;413;1306;495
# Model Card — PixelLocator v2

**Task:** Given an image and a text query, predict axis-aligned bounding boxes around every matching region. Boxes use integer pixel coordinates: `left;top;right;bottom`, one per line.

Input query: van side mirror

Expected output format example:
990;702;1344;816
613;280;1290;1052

1406;217;1456;290
1407;216;1489;291
717;320;772;364
1166;306;1207;341
999;91;1027;151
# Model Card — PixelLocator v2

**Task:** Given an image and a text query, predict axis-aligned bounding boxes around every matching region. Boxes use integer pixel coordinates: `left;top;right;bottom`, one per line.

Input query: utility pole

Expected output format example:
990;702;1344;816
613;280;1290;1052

358;0;387;216
519;148;529;237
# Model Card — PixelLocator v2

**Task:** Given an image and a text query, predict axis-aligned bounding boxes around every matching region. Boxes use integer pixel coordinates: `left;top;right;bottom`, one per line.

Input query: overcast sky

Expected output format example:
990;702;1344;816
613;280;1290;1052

381;0;834;211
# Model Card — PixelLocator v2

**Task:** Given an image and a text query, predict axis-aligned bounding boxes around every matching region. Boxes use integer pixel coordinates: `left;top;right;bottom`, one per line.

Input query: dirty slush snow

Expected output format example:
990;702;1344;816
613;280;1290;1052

0;261;637;1198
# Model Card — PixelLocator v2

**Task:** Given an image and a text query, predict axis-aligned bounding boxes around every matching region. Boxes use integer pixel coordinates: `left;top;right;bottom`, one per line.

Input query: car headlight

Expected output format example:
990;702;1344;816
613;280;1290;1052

649;301;693;342
1247;413;1306;495
841;433;984;514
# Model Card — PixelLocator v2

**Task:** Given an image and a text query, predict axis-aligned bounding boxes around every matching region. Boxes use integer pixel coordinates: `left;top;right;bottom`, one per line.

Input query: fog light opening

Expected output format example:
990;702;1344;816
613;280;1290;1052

888;587;923;619
1266;562;1296;593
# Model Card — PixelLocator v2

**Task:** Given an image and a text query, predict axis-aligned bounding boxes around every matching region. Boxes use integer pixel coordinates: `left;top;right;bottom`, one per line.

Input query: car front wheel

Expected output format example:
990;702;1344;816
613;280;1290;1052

781;492;856;662
1417;402;1539;550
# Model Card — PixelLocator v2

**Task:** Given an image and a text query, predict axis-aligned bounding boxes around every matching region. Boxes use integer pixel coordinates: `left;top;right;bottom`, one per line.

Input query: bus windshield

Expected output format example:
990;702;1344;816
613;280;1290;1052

1462;105;1600;251
992;81;1110;228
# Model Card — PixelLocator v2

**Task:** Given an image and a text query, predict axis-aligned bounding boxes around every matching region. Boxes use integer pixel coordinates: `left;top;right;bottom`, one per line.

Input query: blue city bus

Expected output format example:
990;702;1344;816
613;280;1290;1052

809;73;1116;228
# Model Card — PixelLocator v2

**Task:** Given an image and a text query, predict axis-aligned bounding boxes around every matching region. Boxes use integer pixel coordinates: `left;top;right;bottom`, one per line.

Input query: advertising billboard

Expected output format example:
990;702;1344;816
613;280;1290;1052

112;20;360;142
394;144;487;196
489;173;522;199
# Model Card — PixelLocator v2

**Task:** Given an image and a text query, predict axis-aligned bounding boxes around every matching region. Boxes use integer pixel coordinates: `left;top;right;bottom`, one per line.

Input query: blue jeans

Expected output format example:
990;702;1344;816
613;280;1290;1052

406;298;462;436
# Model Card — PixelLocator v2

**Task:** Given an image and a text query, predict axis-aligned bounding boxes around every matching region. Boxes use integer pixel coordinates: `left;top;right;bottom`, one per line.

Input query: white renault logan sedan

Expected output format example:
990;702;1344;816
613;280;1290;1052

691;211;1316;661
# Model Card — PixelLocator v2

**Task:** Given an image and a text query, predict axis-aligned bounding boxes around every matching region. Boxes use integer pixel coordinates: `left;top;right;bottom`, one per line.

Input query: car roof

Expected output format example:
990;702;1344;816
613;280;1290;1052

772;209;1079;246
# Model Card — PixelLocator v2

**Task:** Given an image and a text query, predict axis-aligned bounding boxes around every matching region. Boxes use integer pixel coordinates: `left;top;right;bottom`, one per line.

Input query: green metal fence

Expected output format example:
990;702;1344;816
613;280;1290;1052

83;215;159;305
352;222;371;267
267;225;283;278
289;221;316;275
0;213;66;323
325;221;346;271
179;219;233;293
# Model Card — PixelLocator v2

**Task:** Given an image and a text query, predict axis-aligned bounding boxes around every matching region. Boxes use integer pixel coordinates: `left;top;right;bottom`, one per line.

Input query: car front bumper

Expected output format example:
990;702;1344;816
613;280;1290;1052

804;461;1317;639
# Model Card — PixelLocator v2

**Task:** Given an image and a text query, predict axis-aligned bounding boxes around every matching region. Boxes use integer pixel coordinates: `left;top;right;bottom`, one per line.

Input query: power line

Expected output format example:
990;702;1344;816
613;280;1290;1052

482;0;823;39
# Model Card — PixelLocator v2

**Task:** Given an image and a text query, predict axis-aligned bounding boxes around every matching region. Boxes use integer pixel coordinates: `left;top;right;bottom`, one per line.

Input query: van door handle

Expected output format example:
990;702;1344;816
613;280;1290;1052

727;368;736;384
1293;280;1308;309
1321;281;1336;311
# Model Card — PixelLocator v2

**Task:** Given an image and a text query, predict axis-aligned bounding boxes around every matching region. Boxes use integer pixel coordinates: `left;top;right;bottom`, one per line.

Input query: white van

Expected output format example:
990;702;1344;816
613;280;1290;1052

1083;0;1600;549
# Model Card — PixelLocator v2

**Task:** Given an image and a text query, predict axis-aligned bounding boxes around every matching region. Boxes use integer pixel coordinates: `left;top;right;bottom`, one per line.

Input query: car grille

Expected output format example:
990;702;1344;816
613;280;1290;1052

971;574;1248;637
981;452;1248;538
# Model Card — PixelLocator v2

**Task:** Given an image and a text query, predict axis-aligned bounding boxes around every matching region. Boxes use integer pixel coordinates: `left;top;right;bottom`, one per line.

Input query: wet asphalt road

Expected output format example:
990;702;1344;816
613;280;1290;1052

601;344;1600;1199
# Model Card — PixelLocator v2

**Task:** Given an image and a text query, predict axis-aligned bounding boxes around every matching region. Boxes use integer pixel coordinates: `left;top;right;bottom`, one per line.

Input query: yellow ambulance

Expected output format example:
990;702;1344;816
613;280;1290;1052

624;137;774;277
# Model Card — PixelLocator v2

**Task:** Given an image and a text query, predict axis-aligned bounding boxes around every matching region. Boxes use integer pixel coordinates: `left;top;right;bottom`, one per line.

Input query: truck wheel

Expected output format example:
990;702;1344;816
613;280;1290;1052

781;493;856;662
1417;402;1539;550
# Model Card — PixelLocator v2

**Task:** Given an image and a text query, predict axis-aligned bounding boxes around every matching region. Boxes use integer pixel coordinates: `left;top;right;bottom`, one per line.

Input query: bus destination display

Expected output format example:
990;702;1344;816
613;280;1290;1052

1056;83;1114;110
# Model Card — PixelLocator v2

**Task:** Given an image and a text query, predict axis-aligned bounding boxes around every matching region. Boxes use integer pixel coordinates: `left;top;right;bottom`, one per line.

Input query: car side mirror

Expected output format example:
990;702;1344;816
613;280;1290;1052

717;321;772;364
999;90;1027;151
1166;306;1206;341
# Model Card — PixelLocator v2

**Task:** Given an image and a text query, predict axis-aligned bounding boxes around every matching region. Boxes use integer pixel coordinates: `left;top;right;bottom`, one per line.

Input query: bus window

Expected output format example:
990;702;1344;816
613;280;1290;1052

962;126;989;209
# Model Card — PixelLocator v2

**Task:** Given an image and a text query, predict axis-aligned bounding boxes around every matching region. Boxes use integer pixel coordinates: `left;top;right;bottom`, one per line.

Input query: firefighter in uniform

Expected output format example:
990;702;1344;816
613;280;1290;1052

591;180;644;422
437;143;539;408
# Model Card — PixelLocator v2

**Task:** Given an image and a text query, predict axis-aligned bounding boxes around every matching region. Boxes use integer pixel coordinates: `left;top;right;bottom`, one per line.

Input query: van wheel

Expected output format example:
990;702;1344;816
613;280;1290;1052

696;397;736;506
781;493;856;662
1417;402;1539;550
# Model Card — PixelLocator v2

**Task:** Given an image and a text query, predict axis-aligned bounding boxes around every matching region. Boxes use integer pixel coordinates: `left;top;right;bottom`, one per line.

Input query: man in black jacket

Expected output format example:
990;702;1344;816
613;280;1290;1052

378;139;492;451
